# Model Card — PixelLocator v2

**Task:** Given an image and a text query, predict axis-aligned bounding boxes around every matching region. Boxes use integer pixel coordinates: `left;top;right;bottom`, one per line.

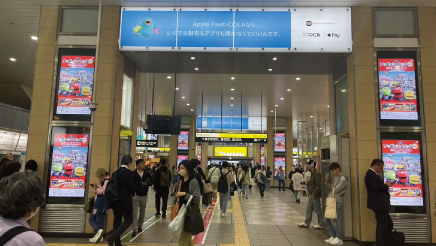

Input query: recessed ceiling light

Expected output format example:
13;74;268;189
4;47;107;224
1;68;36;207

287;89;291;92
319;128;322;129
296;78;301;80
230;97;234;100
31;36;38;40
268;69;272;71
231;77;235;80
167;76;172;79
342;89;346;92
231;104;233;107
195;68;199;70
280;98;284;100
175;87;179;90
182;96;185;99
327;105;330;107
231;88;234;91
275;105;278;107
271;110;274;113
9;58;16;62
273;57;277;60
191;109;194;111
191;57;195;60
187;103;190;106
310;116;313;118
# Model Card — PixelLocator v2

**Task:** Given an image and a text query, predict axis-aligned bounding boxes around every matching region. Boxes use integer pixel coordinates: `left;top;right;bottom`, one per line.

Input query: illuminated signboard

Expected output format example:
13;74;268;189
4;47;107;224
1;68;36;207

147;147;171;152
178;131;189;150
136;140;158;147
196;132;267;143
214;147;247;157
274;133;286;152
274;157;286;175
177;155;189;165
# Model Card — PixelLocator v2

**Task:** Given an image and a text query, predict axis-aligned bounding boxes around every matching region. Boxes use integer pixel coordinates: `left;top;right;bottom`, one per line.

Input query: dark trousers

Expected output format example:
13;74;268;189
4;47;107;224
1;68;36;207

374;210;393;246
155;188;169;214
259;183;265;197
278;180;285;190
112;205;133;246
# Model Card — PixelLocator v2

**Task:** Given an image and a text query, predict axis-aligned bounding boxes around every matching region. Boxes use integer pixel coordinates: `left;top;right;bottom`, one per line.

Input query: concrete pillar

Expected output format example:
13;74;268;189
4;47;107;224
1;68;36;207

189;116;196;159
201;142;208;170
267;117;274;184
286;117;293;172
170;135;178;166
253;144;261;165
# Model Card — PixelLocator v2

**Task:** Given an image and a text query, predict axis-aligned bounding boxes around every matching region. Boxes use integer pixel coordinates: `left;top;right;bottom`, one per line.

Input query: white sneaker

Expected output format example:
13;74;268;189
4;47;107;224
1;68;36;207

330;238;343;245
221;213;226;217
325;237;335;243
312;225;322;229
89;237;96;243
95;229;103;241
297;222;309;228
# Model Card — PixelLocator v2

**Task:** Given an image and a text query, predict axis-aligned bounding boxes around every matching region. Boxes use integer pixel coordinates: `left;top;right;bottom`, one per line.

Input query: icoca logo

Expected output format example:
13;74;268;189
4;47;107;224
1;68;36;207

303;32;321;37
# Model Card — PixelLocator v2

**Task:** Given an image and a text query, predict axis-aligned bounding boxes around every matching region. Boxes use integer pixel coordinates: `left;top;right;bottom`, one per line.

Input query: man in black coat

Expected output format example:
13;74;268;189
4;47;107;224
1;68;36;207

131;159;152;237
105;155;135;246
153;158;171;218
365;159;394;246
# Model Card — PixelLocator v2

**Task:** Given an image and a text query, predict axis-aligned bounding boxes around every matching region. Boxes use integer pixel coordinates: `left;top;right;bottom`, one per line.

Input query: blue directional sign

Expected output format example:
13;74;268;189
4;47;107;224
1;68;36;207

197;117;249;130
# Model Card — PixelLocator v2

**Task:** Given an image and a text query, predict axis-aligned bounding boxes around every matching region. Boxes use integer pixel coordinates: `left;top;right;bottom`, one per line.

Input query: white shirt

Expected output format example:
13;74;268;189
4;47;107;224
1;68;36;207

137;170;144;178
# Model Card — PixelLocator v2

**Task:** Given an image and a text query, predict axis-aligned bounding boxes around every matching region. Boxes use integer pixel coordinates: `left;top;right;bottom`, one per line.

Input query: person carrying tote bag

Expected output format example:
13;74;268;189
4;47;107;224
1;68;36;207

170;160;202;246
171;181;183;221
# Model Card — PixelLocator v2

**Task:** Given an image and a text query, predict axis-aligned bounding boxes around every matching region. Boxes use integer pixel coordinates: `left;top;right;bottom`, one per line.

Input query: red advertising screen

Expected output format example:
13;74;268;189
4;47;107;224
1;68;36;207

57;56;95;115
178;131;189;150
382;140;423;206
274;133;286;152
260;146;265;165
177;155;188;165
197;145;202;162
378;59;418;120
49;134;89;198
274;157;285;176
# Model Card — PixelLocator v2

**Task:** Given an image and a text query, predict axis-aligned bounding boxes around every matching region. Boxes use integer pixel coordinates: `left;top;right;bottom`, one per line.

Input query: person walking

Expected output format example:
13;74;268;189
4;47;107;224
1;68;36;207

255;165;267;198
170;165;179;196
131;159;152;237
292;168;304;203
105;155;135;246
153;158;171;218
208;163;220;198
218;161;234;217
249;165;255;189
266;166;272;191
324;162;348;245
289;166;296;191
298;161;322;229
365;159;393;246
239;165;250;199
171;160;202;246
237;163;243;192
89;168;110;243
277;166;286;191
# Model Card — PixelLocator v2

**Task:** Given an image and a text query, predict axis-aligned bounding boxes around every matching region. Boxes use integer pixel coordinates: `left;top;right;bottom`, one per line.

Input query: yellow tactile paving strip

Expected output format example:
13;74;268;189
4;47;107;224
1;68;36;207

232;195;250;246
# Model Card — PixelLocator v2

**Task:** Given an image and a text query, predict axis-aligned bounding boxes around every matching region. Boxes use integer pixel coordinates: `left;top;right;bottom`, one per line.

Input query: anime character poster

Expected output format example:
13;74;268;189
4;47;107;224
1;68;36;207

378;59;418;120
178;131;189;150
382;140;423;206
57;56;95;115
274;157;286;176
274;133;286;152
49;134;89;198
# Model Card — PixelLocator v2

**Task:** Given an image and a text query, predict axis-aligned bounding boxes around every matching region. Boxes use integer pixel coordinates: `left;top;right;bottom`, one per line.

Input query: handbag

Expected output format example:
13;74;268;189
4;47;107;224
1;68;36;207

84;197;95;213
184;198;204;235
171;181;183;221
168;196;192;239
325;189;337;219
203;181;213;194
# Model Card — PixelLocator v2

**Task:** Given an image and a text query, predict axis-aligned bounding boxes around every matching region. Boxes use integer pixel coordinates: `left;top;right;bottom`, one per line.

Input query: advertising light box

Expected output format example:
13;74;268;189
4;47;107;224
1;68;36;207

274;157;286;175
177;155;189;165
49;134;89;198
274;133;286;152
56;56;95;115
196;132;267;143
382;139;423;207
214;147;247;157
178;131;189;151
197;145;202;162
120;8;352;52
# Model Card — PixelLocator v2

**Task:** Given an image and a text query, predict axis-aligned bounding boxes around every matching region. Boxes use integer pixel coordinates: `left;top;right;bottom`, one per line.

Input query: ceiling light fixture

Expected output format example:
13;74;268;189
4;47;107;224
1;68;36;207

191;57;195;60
175;87;179;90
195;68;199;71
280;98;284;100
268;69;272;71
231;77;235;80
342;89;346;92
296;78;301;80
319;128;322;129
310;116;313;118
230;97;234;100
271;110;274;113
231;104;234;107
191;109;194;111
327;105;330;107
9;58;16;62
287;89;291;92
275;105;278;107
273;57;277;60
231;88;234;91
167;76;172;79
182;96;185;99
187;103;190;106
31;36;38;40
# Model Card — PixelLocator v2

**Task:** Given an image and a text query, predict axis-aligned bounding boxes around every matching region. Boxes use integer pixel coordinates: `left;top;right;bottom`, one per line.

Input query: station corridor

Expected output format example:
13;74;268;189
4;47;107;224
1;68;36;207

44;186;358;246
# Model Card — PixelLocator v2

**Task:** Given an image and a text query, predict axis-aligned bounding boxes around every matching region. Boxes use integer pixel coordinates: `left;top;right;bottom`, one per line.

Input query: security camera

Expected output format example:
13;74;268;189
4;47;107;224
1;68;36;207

89;102;98;112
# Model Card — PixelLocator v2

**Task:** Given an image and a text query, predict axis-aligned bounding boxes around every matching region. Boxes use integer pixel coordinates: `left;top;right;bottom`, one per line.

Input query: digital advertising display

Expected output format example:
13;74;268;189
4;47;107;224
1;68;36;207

260;146;265;165
274;157;286;176
49;134;89;198
382;139;423;206
178;131;189;151
177;155;188;165
57;56;95;115
197;145;202;162
378;58;418;121
274;133;286;152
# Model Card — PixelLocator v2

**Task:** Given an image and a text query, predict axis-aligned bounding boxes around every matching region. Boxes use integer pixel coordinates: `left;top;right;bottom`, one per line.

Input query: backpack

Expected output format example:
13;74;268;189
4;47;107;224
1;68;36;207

217;170;229;193
210;168;220;183
161;169;171;187
0;226;32;245
105;168;126;203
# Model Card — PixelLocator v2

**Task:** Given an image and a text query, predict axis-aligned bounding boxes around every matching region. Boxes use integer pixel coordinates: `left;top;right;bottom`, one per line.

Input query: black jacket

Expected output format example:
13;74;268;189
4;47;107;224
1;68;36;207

365;169;391;211
111;167;135;208
196;166;206;181
153;165;170;190
133;169;153;196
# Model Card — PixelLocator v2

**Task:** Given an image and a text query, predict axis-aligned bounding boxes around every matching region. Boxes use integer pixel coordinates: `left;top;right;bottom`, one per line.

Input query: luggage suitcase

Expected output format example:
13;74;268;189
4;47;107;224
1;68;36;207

391;229;405;246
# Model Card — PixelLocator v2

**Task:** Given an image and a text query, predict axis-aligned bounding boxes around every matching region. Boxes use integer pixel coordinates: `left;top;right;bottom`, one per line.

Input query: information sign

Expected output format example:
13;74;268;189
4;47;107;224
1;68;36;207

214;147;247;157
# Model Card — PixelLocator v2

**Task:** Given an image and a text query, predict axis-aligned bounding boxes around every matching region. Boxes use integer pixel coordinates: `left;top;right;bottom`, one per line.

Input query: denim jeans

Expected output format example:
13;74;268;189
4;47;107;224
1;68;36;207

266;178;271;189
259;183;265;196
278;180;285;190
293;190;301;201
304;194;322;226
219;189;230;213
89;211;106;234
242;184;249;196
324;202;343;240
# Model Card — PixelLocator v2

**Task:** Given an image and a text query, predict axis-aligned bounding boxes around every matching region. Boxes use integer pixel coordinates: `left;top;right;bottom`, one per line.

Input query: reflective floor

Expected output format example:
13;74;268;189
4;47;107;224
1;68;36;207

45;185;359;246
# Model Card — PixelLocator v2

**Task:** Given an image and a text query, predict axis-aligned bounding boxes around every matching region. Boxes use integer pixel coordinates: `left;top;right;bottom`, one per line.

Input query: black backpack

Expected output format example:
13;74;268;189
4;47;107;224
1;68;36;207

217;170;229;193
0;226;32;245
105;168;126;203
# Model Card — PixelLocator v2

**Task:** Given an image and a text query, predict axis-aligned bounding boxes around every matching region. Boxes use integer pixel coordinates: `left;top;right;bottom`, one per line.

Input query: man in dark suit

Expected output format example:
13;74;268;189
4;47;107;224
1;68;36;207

105;155;135;246
365;159;394;246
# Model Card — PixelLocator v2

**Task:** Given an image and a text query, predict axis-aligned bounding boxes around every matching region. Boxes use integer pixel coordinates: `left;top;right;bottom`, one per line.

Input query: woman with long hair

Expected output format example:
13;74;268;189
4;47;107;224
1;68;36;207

171;160;202;246
240;165;250;199
255;165;267;198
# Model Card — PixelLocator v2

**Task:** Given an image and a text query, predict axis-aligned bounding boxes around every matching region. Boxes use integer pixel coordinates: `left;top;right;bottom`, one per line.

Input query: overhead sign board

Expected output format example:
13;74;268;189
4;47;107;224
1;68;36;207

120;7;351;52
197;116;266;131
214;147;247;157
196;132;267;143
136;140;158;147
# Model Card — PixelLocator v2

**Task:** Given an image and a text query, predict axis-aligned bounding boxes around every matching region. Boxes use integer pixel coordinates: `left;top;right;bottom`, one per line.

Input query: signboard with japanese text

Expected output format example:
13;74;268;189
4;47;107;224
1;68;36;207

214;147;247;157
136;140;158;147
196;132;267;143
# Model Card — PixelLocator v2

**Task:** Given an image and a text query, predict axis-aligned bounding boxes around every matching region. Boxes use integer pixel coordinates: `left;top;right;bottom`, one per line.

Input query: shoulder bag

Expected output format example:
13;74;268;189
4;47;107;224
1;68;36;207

184;197;204;235
84;197;95;213
325;188;337;219
171;181;183;221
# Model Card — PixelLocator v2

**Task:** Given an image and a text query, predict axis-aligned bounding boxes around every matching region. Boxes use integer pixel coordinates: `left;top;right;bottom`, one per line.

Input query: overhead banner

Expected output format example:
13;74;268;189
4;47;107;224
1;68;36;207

136;140;158;147
197;116;266;131
120;8;352;52
196;132;267;143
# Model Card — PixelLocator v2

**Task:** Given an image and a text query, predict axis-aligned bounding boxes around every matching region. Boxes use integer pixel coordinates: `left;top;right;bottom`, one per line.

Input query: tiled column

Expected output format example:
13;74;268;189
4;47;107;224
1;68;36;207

349;7;378;242
170;135;178;166
201;142;208;170
27;6;59;231
286;117;293;171
267;117;274;183
253;144;260;165
418;6;436;243
189;116;196;159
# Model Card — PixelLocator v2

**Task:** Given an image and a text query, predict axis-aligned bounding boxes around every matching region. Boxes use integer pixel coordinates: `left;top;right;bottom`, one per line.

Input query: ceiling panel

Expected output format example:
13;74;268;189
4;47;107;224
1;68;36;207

148;52;185;73
282;53;321;74
205;53;234;74
233;53;262;73
122;51;162;72
306;53;351;74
